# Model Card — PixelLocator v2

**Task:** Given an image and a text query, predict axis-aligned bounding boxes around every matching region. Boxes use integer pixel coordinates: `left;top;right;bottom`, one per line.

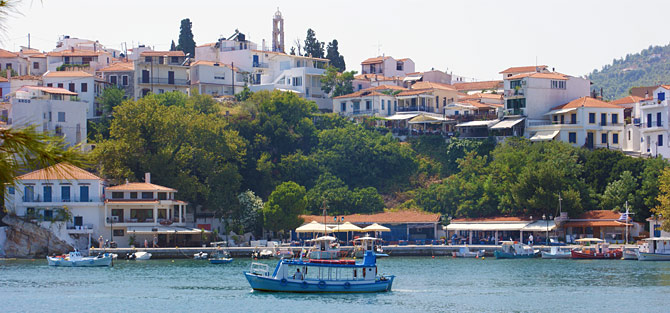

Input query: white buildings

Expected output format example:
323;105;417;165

638;85;670;157
0;49;28;76
333;88;397;117
190;60;245;97
43;71;96;118
134;51;190;99
4;163;105;250
8;86;87;146
46;49;112;74
360;56;415;78
526;96;624;149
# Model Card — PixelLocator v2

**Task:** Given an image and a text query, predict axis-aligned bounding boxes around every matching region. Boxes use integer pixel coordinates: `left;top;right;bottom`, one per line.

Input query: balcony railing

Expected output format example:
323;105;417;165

504;89;525;97
252;62;269;68
396;106;436;113
643;121;664;128
340;109;379;117
139;78;189;85
22;196;100;203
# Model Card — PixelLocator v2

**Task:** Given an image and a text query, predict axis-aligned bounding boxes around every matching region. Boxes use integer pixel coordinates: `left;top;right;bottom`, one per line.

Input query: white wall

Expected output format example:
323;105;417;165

43;75;96;118
9;98;87;146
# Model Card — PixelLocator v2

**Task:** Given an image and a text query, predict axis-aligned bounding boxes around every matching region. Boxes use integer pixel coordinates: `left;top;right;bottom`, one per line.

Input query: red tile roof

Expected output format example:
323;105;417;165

365;85;407;91
411;81;456;91
17;163;101;180
397;89;433;96
47;50;105;57
451;216;530;223
333;89;388;99
107;182;176;192
301;210;440;224
610;95;645;106
551;97;623;110
499;65;548;74
98;62;134;72
361;56;391;65
0;49;19;58
0;76;7;82
452;80;503;91
12;75;42;81
44;71;94;78
505;72;568;80
563;221;629;228
140;51;185;57
459;93;503;101
575;210;621;220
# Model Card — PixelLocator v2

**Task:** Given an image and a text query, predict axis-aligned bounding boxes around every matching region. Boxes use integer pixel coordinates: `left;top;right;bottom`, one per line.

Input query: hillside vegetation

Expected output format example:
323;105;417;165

589;43;670;100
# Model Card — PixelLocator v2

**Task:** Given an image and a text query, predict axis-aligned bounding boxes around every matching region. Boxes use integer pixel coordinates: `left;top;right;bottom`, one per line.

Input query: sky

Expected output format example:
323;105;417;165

2;0;669;81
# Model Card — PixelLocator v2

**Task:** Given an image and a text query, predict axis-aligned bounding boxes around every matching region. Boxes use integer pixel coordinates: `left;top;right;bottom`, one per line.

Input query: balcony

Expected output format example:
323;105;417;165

396;106;436;113
340;109;379;117
139;78;189;86
105;217;185;227
22;195;101;204
642;121;665;129
253;62;269;68
504;89;525;97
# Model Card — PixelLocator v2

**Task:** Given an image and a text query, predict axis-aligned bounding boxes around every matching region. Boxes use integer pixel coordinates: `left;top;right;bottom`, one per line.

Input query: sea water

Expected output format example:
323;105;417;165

1;256;668;312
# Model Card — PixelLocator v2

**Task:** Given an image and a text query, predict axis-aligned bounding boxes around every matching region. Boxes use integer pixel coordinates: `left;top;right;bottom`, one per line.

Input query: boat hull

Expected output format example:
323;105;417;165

244;272;394;293
637;252;670;261
210;258;233;264
494;251;536;259
571;250;622;259
541;251;571;259
47;256;112;267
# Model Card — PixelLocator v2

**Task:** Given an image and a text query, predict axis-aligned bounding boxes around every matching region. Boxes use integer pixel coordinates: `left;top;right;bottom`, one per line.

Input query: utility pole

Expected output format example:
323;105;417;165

27;33;30;48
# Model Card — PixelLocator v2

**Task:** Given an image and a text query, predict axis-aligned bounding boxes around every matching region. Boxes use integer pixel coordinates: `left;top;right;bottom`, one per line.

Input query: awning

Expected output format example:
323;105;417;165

384;113;419;121
456;120;498;128
408;114;451;124
530;130;559;142
490;118;524;130
522;220;556;231
403;76;422;82
544;108;577;116
126;226;209;234
446;222;530;231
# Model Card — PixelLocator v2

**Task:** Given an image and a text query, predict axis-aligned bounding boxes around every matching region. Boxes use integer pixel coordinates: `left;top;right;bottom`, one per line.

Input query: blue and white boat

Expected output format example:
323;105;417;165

244;251;394;293
494;241;538;259
47;250;113;267
637;237;670;261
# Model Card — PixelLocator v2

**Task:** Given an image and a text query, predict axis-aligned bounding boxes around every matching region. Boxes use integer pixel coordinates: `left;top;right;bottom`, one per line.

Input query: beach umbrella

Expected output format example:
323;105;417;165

362;223;390;232
331;222;363;245
295;221;332;233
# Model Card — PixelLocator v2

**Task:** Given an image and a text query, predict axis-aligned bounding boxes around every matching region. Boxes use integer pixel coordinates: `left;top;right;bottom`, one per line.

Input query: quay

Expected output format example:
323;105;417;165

89;244;588;259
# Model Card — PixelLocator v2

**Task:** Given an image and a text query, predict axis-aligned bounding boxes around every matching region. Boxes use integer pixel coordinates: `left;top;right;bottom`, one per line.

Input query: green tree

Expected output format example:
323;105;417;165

0;68;17;78
177;18;196;57
326;39;346;72
263;181;306;233
170;40;177;51
635;157;669;220
235;86;253;102
320;66;356;97
88;86;126;140
601;171;637;211
238;190;263;235
303;28;324;58
653;168;670;231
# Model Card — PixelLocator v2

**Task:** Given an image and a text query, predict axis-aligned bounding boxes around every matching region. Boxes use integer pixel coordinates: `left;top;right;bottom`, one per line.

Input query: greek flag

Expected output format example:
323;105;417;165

618;213;631;223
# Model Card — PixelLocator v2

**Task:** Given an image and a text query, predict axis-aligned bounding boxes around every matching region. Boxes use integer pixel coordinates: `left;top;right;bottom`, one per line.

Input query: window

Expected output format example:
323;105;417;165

33;62;39;69
142;70;150;84
357;84;362;91
110;75;117;85
648;113;653;128
58;112;65;122
381;100;385;110
551;80;566;89
366;100;371;110
560;115;565;124
122;75;128;86
80;185;89;202
613;133;619;144
658;112;663;127
570;113;576;124
130;192;138;199
5;63;11;69
57;83;63;88
659;134;664;147
568;132;577;143
43;186;52;202
49;112;52;122
47;83;53;87
111;209;123;222
43;209;53;220
171;56;179;64
145;56;152;63
69;83;75;92
292;77;302;86
396;61;403;71
111;192;123;199
158;192;167;200
61;186;71;202
602;133;607;144
612;113;618;125
23;186;34;202
553;115;558;122
628;130;631;141
141;192;153;199
340;102;346;112
113;229;124;237
7;186;14;195
600;113;607;126
130;209;153;222
509;80;522;89
81;83;87;92
589;113;596;124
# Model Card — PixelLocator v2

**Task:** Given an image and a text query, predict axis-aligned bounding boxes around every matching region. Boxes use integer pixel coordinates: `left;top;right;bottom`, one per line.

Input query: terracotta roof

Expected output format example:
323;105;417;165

459;93;503;101
361;56;391;65
397;89;433;96
251;49;329;62
106;182;176;192
575;210;622;220
397;58;411;62
411;81;456;91
505;72;568;80
190;60;239;71
0;76;7;82
333;90;388;99
140;51;185;57
456;100;496;109
0;49;18;58
354;73;398;81
98;62;134;72
499;65;548;74
610;95;644;106
452;80;503;91
47;50;105;57
301;210;440;224
12;75;42;81
27;86;78;95
28;53;46;58
451;216;530;223
630;86;659;98
365;85;407;91
562;221;630;228
551;97;623;110
20;48;41;55
197;42;216;48
16;163;101;181
44;71;94;78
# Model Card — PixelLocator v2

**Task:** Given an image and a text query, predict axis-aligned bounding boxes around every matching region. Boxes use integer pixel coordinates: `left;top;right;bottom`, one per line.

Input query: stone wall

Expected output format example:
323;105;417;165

1;215;73;258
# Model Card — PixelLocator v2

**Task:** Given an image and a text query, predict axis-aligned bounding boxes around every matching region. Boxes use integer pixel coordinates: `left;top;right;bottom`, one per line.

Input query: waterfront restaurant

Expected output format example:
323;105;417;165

298;211;441;244
445;217;556;245
557;210;639;243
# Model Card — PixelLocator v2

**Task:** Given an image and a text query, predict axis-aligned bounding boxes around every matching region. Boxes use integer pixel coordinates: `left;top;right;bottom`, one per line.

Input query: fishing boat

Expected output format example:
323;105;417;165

637;237;670;261
126;251;152;260
210;250;233;264
275;246;295;259
306;236;341;260
541;246;571;259
252;247;275;259
622;247;639;260
570;238;622;259
451;246;485;258
353;236;388;258
47;250;112;267
193;252;208;260
244;251;394;293
494;241;538;259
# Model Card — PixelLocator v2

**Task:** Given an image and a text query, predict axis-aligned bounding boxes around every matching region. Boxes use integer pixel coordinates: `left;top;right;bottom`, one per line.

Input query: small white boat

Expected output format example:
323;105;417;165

622;247;638;260
47;250;112;267
494;241;538;259
638;237;670;261
451;246;485;258
276;247;294;259
194;252;209;260
541;246;571;259
354;236;388;258
128;251;152;260
252;247;275;259
306;236;341;260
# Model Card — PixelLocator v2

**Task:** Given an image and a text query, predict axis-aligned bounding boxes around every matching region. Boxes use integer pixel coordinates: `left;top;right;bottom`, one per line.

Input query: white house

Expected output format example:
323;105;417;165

526;96;625;149
190;60;245;97
360;56;415;78
499;65;549;80
46;48;112;74
648;217;670;238
19;47;47;76
43;71;96;119
0;48;29;76
9;86;87;146
134;50;190;99
639;85;670;157
4;163;105;250
611;95;646;153
333;89;397;117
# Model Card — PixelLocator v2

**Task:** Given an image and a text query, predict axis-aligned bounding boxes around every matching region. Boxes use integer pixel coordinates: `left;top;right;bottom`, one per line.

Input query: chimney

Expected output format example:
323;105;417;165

145;173;151;184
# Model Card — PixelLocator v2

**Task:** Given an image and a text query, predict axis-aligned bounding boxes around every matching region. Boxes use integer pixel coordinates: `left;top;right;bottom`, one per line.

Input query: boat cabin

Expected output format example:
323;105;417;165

640;237;670;254
500;241;533;255
268;252;380;283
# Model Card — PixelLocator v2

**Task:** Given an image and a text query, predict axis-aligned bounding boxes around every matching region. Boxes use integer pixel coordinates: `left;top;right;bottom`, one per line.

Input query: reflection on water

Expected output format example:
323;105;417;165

1;257;669;312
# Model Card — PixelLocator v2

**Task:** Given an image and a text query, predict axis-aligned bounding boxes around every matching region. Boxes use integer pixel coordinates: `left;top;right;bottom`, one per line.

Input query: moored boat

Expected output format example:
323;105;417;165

194;252;209;260
353;236;388;258
244;251;394;293
494;241;537;259
126;251;152;260
47;250;113;267
541;246;571;259
452;246;485;258
622;247;639;260
570;238;622;259
637;237;670;261
306;236;341;260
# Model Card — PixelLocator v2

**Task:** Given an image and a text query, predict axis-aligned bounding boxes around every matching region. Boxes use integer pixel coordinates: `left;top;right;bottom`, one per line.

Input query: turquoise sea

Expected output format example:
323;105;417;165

1;256;669;312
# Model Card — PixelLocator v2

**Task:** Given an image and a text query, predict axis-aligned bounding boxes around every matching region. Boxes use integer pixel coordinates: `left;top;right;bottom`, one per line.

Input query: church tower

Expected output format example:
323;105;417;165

272;8;285;53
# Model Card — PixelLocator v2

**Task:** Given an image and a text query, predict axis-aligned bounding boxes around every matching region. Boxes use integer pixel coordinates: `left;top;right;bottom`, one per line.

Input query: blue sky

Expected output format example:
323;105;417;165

2;0;668;80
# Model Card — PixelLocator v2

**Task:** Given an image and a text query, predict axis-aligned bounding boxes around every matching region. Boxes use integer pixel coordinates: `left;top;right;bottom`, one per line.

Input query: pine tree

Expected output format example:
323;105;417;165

303;29;324;58
176;18;196;57
326;39;346;72
170;40;177;51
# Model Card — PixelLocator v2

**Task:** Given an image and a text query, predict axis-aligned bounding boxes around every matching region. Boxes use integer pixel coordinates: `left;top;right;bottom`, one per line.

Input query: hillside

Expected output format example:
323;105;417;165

589;43;670;100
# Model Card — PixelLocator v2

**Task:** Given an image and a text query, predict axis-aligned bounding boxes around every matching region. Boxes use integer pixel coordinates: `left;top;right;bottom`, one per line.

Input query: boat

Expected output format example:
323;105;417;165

541;246;571;259
570;238;622;259
210;250;233;264
47;250;112;267
451;246;485;258
306;236;341;260
637;237;670;261
252;247;275;259
622;247;639;260
353;236;389;258
126;251;152;260
275;246;295;259
193;252;209;260
244;251;394;293
494;241;538;259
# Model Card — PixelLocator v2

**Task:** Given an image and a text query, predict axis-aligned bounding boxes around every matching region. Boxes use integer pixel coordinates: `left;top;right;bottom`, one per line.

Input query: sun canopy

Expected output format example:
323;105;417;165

295;221;332;233
530;130;559;142
522;220;557;231
575;238;604;243
456;120;498;128
490;118;524;130
408;114;451;124
308;236;337;242
330;221;362;232
354;236;379;241
384;113;419;121
544;107;577;115
446;222;530;231
643;237;670;241
362;223;391;232
403;76;422;82
126;226;208;234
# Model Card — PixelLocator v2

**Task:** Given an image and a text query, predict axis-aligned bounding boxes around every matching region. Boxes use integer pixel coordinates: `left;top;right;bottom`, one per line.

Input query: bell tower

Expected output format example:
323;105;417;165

272;8;285;53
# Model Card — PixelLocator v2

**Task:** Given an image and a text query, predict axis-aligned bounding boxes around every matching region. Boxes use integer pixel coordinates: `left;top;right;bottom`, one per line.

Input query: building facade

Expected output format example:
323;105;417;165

134;51;190;99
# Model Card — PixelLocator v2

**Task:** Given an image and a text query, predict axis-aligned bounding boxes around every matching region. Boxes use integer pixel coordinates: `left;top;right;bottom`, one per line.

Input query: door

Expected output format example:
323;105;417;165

387;100;391;115
24;186;34;202
252;55;259;67
353;101;360;114
587;132;594;149
142;70;150;83
74;216;83;227
61;186;70;202
80;186;89;202
43;186;52;202
168;71;175;85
